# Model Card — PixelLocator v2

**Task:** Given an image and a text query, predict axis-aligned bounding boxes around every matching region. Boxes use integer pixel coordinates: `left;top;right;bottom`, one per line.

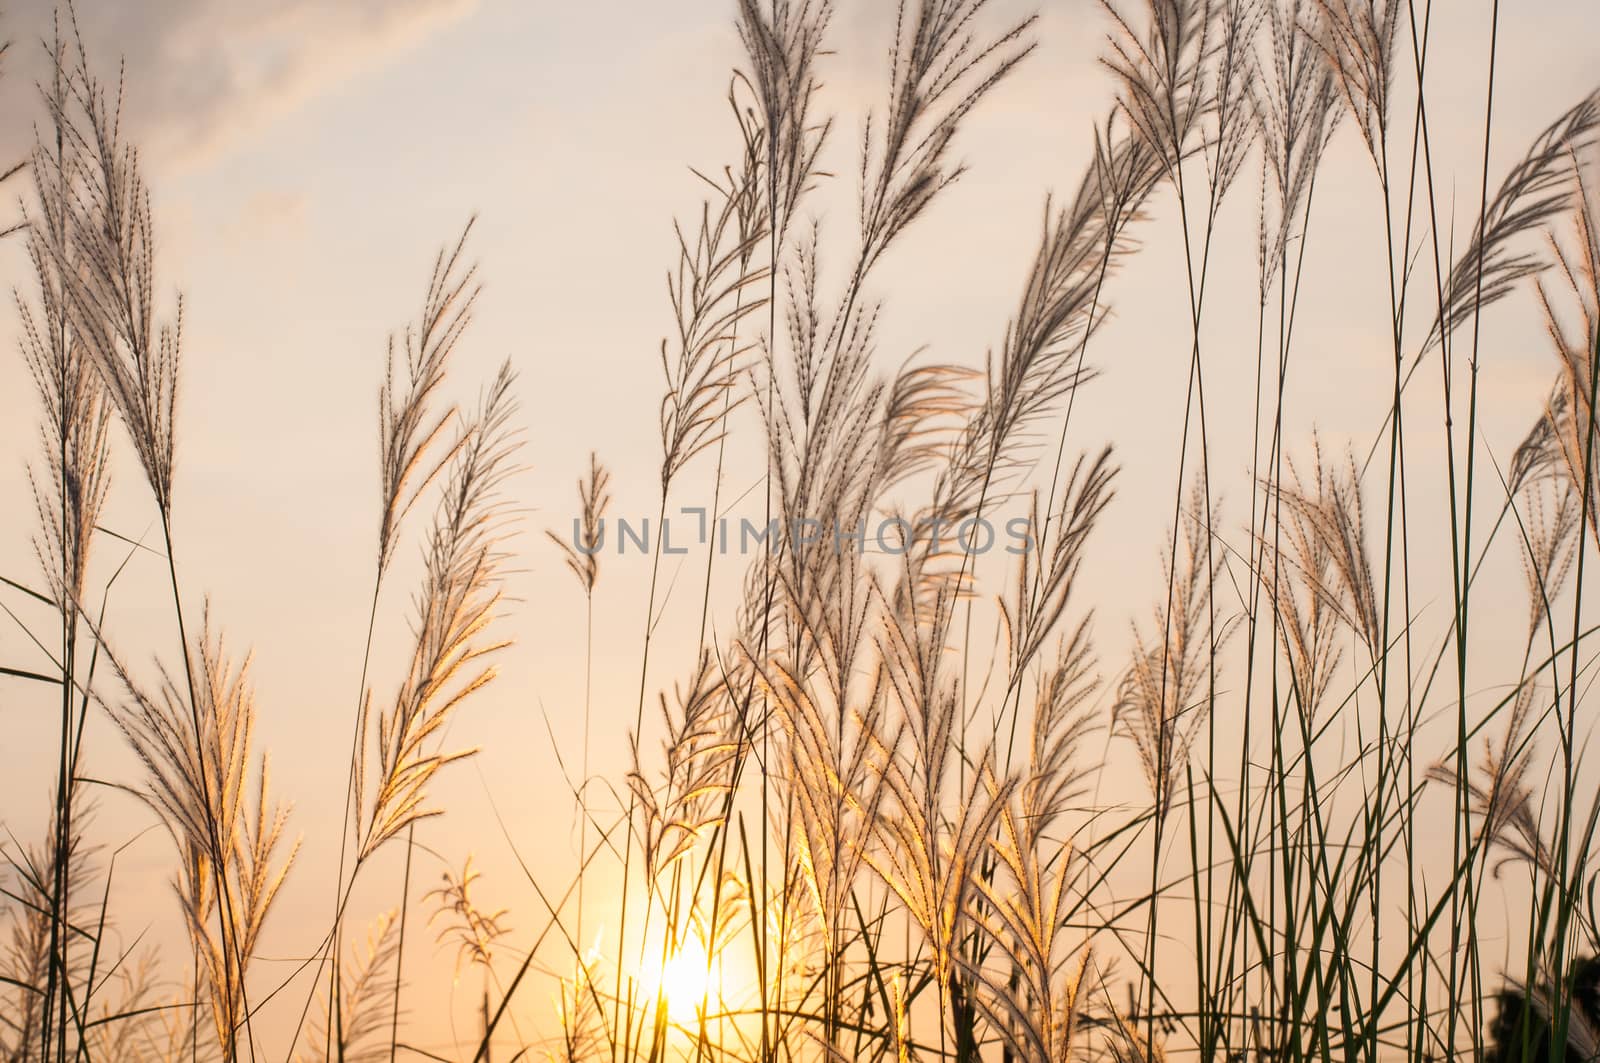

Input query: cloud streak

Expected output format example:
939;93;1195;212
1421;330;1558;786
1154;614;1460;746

2;0;476;165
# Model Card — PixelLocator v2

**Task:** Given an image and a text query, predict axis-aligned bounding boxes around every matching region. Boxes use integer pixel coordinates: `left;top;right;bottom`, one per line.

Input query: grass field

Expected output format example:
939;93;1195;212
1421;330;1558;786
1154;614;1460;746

3;1;1600;1060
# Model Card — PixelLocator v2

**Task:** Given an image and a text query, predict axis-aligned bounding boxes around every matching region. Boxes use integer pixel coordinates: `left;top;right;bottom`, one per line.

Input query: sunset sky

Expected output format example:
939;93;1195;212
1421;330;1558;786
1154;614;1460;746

1;0;1597;1054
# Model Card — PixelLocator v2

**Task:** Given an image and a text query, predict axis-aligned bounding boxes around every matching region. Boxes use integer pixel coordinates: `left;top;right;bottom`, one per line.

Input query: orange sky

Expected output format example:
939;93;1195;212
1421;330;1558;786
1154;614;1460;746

1;0;1598;1054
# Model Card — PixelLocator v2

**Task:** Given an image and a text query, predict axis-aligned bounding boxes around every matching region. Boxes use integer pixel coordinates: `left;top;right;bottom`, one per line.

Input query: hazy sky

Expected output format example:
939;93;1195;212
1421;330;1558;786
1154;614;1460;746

0;0;1597;1054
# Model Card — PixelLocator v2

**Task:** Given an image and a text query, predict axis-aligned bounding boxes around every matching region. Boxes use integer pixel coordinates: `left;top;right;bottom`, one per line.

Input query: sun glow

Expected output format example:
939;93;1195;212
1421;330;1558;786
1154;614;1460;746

645;937;722;1024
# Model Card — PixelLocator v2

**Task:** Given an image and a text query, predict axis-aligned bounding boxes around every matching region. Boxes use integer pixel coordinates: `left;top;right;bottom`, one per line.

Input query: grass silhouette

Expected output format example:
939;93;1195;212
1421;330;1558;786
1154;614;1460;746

3;1;1600;1061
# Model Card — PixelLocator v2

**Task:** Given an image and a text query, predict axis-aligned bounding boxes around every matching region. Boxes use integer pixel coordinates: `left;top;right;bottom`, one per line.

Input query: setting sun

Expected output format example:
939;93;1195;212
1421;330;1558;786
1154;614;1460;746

645;938;722;1025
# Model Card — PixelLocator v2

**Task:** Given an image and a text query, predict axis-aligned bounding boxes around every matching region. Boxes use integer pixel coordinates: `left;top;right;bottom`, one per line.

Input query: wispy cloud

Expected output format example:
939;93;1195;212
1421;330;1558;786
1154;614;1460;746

2;0;476;165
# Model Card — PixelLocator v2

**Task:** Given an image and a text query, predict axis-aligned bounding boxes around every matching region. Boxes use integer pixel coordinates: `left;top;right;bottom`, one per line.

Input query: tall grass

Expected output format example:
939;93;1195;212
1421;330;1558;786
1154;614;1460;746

2;1;1599;1062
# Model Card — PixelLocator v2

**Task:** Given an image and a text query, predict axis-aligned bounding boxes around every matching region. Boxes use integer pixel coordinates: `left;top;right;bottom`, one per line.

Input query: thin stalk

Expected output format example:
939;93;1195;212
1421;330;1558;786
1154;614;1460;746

391;824;417;1062
159;517;258;1063
613;494;670;1062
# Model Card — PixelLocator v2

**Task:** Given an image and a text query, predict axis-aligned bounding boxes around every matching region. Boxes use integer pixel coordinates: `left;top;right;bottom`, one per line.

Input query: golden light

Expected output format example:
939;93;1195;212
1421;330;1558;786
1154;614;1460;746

645;936;722;1025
